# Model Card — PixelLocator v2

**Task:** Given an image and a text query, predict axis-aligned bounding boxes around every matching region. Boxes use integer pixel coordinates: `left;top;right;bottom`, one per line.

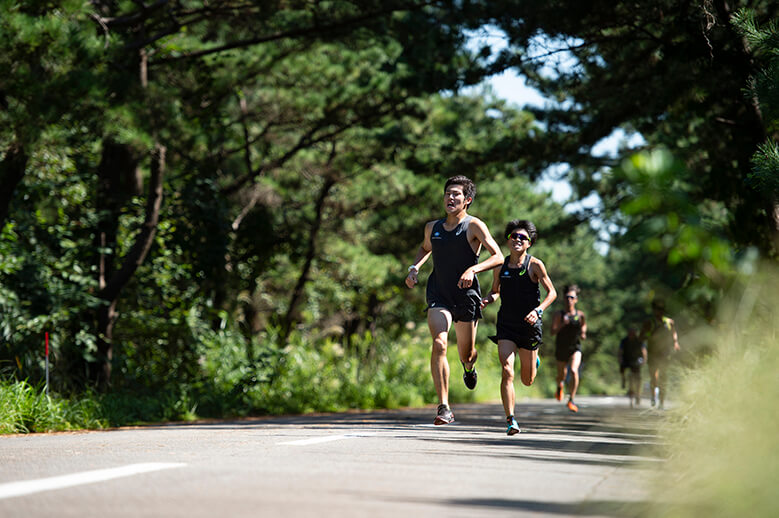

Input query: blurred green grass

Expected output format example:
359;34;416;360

644;264;779;517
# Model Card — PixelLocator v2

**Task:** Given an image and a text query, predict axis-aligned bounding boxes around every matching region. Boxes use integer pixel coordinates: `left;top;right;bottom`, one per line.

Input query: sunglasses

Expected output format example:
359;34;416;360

566;295;577;300
507;232;530;242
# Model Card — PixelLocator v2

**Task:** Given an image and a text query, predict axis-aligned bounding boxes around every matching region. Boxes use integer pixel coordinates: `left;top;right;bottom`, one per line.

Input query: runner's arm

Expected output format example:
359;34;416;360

550;311;563;336
480;265;502;308
405;221;434;289
579;311;587;340
524;258;556;324
458;218;503;289
670;318;680;351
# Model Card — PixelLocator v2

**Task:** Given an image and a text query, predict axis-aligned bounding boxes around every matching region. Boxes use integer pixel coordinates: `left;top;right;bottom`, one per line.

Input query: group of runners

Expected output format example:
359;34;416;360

618;300;681;408
405;175;680;434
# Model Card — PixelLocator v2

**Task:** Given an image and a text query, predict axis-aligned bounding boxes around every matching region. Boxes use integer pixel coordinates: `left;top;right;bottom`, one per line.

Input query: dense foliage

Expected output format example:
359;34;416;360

1;1;776;428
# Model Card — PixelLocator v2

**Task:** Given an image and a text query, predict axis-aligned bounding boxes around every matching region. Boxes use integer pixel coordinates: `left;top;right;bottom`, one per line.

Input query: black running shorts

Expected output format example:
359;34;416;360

426;288;483;323
489;319;543;350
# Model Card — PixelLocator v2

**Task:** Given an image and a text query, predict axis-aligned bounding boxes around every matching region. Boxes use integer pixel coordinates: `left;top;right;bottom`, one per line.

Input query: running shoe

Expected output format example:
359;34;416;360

506;416;520;436
462;362;478;390
434;404;454;425
567;399;579;413
555;384;564;401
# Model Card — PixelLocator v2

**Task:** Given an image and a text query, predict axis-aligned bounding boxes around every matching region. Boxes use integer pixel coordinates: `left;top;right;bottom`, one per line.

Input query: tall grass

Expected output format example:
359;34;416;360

646;265;779;517
0;380;107;433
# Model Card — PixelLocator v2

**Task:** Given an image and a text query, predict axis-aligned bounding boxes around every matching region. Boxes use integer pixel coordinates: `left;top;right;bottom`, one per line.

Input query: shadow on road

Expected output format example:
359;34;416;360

146;398;665;466
445;497;652;517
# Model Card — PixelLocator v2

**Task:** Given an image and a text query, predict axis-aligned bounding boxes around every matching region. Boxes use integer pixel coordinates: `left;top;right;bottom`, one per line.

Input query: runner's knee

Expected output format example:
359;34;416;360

501;363;514;383
432;335;447;355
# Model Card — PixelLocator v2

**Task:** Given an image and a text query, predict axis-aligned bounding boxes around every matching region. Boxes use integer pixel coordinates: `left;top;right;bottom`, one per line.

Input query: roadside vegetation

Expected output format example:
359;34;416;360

645;266;779;517
0;324;560;434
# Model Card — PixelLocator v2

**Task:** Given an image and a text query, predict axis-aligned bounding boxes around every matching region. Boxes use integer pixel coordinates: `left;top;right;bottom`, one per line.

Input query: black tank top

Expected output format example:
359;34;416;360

556;310;583;348
621;336;644;363
429;216;479;297
497;254;539;323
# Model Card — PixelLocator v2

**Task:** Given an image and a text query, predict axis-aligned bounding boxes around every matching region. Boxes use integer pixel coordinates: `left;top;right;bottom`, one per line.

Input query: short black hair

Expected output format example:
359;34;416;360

504;219;537;245
564;284;580;296
444;175;476;205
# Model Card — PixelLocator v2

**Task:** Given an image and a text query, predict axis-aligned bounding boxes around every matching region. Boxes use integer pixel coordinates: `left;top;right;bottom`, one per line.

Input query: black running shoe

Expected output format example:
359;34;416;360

434;404;454;425
462;362;477;390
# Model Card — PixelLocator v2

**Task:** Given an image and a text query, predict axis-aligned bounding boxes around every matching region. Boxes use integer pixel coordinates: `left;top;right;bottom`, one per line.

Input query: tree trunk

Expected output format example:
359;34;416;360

0;141;28;229
280;176;335;342
93;143;165;388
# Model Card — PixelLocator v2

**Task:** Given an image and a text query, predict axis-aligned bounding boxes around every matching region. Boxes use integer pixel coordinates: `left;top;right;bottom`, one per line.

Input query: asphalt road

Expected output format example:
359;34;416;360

0;396;665;517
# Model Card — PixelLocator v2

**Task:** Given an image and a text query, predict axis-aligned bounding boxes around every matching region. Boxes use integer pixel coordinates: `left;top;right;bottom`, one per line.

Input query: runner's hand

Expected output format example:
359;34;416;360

405;270;418;288
458;268;475;289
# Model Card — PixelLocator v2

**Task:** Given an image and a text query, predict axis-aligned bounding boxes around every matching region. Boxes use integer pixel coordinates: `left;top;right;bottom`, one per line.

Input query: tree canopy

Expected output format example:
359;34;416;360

1;1;775;408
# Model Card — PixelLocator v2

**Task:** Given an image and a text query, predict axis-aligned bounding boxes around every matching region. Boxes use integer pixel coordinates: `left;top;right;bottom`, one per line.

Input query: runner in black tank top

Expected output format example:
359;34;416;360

482;220;557;435
618;327;646;407
488;254;543;349
426;216;482;322
551;284;587;413
404;176;504;425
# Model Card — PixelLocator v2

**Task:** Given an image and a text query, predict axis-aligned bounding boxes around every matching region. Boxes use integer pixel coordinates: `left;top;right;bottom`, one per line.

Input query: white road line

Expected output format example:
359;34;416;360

277;432;374;446
0;462;186;500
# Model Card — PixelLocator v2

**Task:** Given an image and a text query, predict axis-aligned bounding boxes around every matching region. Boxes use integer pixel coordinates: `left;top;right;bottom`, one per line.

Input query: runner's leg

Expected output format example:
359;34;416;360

428;308;453;406
453;319;478;370
649;364;659;405
498;340;516;417
556;361;567;400
568;350;582;401
518;347;538;387
658;362;667;407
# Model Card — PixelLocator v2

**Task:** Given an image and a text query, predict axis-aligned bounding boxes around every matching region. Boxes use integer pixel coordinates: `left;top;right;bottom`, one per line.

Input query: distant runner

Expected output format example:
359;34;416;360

481;220;556;435
551;284;587;413
641;300;680;408
618;326;647;407
405;175;503;425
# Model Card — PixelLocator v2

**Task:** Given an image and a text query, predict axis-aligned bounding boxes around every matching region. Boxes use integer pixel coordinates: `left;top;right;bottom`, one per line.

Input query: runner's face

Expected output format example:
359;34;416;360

507;229;531;253
565;292;577;308
444;185;469;213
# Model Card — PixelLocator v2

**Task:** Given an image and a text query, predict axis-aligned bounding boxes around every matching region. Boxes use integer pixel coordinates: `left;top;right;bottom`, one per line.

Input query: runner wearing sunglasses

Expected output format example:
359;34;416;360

551;284;587;412
481;220;557;435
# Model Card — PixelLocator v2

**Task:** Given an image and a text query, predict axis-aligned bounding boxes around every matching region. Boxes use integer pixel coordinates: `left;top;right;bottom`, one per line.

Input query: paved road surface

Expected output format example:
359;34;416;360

0;396;664;517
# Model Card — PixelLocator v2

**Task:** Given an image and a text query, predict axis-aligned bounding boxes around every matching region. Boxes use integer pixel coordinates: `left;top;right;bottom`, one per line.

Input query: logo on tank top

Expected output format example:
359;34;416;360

455;225;465;236
432;231;441;239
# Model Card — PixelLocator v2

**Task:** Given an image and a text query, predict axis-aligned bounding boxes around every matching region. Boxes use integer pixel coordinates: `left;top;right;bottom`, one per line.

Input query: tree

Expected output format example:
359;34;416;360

732;7;779;238
1;1;518;388
481;0;778;256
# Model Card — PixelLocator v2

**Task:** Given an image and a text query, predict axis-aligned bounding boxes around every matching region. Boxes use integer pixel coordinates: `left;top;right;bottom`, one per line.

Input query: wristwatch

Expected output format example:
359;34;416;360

407;265;418;273
534;307;544;317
